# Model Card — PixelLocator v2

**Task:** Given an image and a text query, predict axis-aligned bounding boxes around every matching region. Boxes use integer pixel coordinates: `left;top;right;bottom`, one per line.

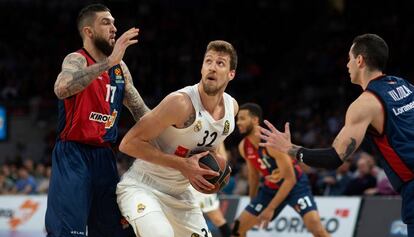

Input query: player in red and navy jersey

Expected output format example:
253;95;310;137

232;103;329;237
46;4;149;237
260;34;414;237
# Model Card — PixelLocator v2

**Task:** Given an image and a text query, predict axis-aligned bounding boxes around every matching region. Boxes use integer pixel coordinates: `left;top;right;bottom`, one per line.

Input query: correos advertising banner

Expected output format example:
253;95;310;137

235;196;361;237
0;195;47;237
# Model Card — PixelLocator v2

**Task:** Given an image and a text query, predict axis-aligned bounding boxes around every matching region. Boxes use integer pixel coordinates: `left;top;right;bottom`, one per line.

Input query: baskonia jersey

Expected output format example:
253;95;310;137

242;138;302;189
366;75;414;192
128;84;235;191
57;48;125;146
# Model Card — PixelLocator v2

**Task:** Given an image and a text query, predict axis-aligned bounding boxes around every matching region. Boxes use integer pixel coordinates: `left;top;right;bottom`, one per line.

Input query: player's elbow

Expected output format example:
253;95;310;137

119;137;131;155
54;84;69;100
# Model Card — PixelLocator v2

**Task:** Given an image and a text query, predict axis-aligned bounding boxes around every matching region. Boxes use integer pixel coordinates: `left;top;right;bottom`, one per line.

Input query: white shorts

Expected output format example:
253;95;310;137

190;186;220;213
116;170;212;237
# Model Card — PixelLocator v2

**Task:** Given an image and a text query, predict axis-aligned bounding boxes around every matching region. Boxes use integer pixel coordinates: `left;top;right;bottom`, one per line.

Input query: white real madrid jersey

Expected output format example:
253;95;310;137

128;83;235;191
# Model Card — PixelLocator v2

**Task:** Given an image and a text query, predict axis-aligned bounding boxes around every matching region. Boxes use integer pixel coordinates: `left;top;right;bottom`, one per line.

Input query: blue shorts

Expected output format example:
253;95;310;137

246;174;317;219
45;140;123;237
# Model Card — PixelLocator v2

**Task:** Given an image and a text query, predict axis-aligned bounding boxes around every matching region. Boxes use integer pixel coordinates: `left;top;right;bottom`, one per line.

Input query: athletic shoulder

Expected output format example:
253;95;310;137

155;91;194;126
61;52;87;70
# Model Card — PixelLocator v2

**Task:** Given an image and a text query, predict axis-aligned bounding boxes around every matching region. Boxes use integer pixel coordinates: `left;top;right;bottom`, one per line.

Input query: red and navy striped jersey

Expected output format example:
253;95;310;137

366;75;414;192
57;48;125;146
242;138;302;189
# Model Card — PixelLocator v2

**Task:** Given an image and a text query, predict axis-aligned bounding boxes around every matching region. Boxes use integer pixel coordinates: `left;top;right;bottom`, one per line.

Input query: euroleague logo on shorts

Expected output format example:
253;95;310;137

89;109;118;129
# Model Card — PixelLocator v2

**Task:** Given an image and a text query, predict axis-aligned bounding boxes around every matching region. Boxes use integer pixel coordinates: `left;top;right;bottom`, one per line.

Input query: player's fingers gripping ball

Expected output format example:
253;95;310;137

193;152;232;194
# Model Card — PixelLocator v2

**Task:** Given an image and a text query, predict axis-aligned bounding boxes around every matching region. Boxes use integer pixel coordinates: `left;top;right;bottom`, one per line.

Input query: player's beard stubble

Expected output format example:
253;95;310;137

240;123;254;137
94;35;113;56
202;79;227;96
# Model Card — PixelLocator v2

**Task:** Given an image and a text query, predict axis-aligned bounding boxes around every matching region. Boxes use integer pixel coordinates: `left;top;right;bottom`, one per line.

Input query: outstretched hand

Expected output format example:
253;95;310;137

108;27;139;67
258;120;292;154
180;151;219;192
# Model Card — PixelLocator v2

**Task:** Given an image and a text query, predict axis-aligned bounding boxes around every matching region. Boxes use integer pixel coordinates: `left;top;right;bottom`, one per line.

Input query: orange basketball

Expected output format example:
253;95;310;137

193;152;231;194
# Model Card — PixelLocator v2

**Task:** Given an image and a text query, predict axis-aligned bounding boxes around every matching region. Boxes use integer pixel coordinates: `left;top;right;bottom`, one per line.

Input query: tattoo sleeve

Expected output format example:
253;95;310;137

54;53;111;99
121;62;150;121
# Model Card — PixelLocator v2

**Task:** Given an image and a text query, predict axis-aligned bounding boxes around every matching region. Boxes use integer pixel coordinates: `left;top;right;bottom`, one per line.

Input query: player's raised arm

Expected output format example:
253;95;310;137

259;92;381;169
54;28;139;99
120;61;150;121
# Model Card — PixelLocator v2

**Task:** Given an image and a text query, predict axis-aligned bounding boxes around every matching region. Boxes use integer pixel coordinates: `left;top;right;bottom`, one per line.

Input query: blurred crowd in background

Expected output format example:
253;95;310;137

1;0;413;196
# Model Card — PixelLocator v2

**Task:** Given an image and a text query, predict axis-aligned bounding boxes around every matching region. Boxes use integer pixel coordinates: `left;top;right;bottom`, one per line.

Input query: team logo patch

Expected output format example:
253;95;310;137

137;203;146;213
222;120;230;135
194;120;202;132
114;67;123;79
191;234;200;237
89;109;118;129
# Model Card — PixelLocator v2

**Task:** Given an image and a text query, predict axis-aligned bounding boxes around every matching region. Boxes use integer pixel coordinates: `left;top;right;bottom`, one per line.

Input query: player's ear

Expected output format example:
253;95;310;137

228;70;236;81
356;54;364;68
83;26;93;38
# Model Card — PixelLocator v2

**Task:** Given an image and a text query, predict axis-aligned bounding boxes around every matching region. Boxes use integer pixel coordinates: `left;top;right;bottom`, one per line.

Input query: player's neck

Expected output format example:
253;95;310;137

361;70;384;90
198;87;224;115
246;132;260;147
83;41;108;62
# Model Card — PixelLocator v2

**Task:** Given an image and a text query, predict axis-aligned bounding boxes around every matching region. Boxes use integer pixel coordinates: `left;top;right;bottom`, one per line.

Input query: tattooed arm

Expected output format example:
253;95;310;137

54;53;111;99
120;61;149;121
331;92;382;160
54;28;141;99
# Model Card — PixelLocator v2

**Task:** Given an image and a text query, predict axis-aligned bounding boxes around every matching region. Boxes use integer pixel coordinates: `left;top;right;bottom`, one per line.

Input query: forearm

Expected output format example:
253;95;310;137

54;58;111;99
288;146;343;169
267;179;295;210
119;138;184;170
124;86;150;121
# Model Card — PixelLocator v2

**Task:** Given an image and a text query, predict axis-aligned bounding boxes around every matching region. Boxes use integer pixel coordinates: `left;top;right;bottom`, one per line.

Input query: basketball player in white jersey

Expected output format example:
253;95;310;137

117;40;238;237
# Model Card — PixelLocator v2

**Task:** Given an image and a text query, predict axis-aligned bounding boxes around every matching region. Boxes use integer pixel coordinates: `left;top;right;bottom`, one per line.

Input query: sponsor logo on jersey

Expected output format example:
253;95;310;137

222;120;230;135
174;145;189;157
194;120;202;132
89;109;118;129
137;203;146;213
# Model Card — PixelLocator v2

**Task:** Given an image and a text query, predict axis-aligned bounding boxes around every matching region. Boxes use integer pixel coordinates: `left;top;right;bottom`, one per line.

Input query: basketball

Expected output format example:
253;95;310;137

194;152;231;194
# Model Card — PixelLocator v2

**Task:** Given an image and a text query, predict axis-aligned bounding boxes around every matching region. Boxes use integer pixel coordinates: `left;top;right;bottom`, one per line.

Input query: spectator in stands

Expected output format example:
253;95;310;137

344;155;376;195
0;170;14;194
12;166;37;194
37;165;51;194
317;160;352;196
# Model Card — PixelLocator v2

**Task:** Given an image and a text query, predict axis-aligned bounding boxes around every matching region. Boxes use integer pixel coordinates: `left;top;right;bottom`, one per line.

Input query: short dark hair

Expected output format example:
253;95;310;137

206;40;238;71
77;4;110;37
351;34;389;72
239;103;262;122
